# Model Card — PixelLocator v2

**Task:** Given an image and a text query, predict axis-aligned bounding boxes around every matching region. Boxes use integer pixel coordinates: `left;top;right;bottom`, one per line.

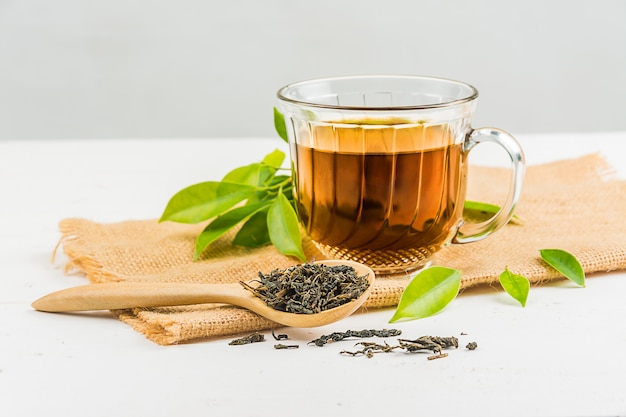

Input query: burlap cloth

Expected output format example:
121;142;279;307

55;154;626;345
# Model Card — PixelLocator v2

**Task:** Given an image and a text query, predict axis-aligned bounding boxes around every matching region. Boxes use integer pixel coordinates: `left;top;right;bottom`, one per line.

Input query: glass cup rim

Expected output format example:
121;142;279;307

276;74;479;111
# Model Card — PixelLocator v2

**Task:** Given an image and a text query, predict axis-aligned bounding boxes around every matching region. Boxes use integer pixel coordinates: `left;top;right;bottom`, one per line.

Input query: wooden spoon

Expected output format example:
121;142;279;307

31;260;374;328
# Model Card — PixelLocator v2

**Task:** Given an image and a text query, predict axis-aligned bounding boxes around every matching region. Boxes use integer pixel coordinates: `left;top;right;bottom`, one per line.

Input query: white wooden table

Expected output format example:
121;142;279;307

1;132;625;417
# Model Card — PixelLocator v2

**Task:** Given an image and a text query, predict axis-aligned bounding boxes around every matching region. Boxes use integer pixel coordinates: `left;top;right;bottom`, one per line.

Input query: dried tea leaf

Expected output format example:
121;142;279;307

228;333;265;345
389;266;461;323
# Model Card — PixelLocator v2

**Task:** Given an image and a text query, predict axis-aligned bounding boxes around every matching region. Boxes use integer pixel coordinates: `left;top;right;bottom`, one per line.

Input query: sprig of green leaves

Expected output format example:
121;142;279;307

160;148;306;262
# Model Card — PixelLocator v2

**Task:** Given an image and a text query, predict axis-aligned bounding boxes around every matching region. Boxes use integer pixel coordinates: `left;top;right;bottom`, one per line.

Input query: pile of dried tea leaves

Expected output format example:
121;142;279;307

240;262;370;314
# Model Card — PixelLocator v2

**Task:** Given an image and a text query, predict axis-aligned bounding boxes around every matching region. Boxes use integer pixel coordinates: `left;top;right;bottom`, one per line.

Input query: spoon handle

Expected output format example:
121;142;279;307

31;282;248;312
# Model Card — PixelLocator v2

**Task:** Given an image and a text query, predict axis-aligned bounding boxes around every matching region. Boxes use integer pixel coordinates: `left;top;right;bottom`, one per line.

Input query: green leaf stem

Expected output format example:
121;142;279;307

389;266;461;323
540;249;586;287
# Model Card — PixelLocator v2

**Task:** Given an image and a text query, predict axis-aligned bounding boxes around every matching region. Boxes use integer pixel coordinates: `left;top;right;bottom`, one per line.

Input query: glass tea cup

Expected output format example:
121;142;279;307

277;75;525;276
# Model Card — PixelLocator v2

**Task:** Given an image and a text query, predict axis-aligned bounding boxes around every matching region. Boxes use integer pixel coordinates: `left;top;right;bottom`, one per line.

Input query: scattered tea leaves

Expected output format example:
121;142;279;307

340;335;459;359
428;353;448;360
540;249;586;287
466;342;478;350
499;267;530;307
398;335;459;352
274;344;299;349
389;266;461;323
309;329;402;347
341;342;399;358
228;332;265;345
271;329;289;341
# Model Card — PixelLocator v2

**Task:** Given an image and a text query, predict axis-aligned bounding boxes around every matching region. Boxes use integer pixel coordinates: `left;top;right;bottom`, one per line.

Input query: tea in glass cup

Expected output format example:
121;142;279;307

277;75;525;276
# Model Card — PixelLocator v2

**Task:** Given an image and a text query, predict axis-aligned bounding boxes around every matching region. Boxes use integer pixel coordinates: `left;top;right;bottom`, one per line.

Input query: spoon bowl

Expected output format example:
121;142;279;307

32;260;375;328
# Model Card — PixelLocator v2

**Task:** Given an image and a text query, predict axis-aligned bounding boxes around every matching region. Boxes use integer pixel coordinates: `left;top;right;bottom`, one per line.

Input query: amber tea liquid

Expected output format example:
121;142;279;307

291;122;467;273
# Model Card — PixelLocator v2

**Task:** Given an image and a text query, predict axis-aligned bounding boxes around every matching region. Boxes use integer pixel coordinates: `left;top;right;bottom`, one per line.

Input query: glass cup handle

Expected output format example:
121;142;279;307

453;127;526;244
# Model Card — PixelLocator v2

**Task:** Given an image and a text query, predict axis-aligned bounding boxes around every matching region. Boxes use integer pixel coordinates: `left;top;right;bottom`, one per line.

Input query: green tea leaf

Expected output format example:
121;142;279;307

194;202;269;259
222;163;265;186
253;149;286;187
540;249;586;287
233;210;271;248
267;192;306;261
222;150;286;187
160;181;257;224
499;267;530;307
273;107;289;143
389;266;461;323
463;200;522;224
261;149;286;168
464;200;500;216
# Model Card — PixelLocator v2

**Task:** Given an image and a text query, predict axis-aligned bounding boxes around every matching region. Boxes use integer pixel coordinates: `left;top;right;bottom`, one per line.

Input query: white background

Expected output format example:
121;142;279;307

1;0;625;140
